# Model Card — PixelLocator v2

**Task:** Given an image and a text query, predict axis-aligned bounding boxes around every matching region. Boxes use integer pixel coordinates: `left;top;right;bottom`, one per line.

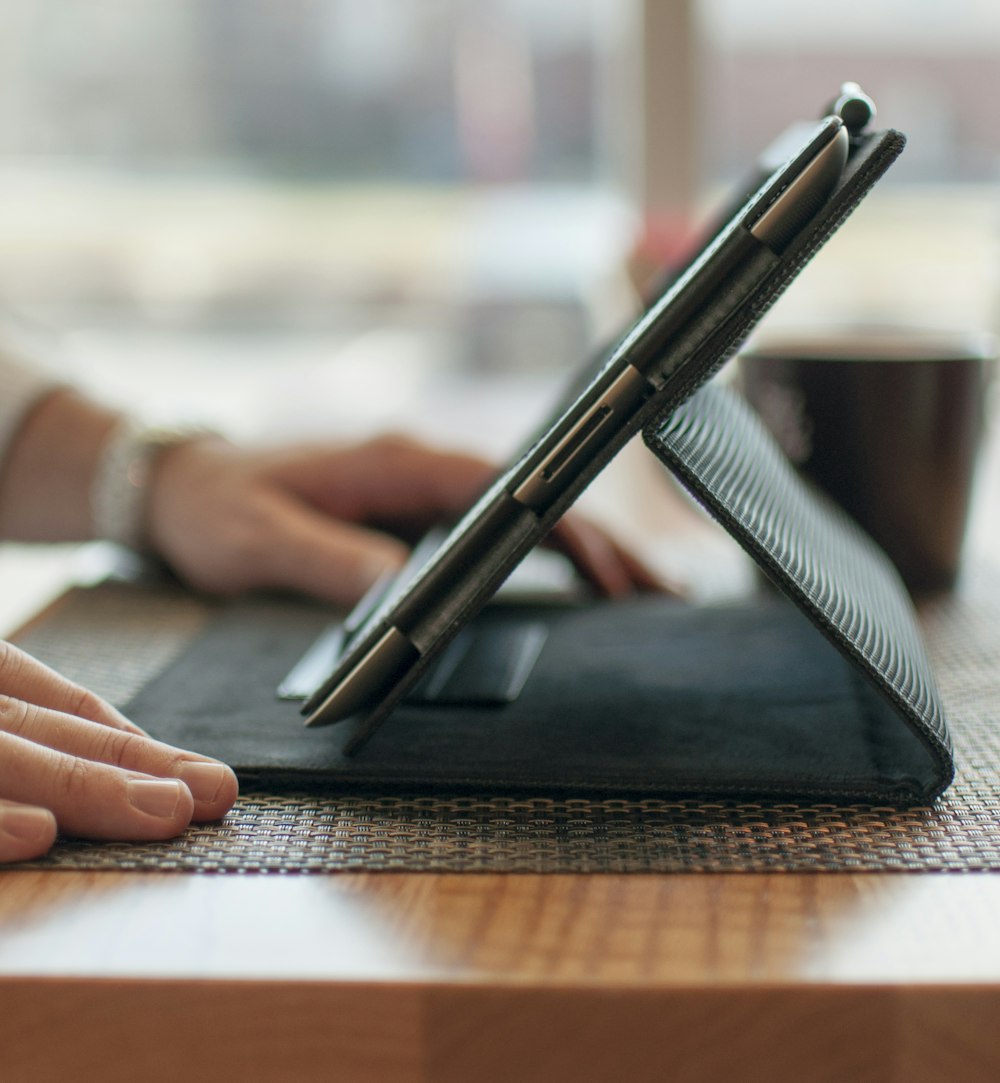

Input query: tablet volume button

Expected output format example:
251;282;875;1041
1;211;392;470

512;363;649;511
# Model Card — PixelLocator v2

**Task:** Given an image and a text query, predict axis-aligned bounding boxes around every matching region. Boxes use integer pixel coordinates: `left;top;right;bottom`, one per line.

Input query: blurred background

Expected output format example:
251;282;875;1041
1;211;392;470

0;0;998;441
1;0;998;619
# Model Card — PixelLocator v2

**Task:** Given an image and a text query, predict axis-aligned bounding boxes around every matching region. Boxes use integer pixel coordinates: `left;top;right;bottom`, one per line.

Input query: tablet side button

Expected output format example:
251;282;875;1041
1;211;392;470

511;363;649;511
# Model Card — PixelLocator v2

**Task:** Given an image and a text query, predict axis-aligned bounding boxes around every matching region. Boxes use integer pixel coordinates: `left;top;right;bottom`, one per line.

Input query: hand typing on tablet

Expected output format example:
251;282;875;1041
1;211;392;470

0;384;661;862
147;431;664;607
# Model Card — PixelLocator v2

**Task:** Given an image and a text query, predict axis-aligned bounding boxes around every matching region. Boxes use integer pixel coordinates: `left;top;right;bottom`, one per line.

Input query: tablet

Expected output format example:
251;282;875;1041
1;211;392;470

301;93;904;752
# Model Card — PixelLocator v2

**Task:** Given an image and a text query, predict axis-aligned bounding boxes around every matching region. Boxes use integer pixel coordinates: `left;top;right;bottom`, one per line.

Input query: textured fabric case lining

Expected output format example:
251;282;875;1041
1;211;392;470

644;382;953;801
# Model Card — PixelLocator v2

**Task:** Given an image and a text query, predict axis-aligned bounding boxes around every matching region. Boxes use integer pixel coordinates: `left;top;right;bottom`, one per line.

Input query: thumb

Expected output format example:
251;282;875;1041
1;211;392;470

0;799;58;864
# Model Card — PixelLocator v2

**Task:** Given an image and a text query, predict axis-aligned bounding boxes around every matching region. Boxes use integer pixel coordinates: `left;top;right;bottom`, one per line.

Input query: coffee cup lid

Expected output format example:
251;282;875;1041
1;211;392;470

743;325;997;362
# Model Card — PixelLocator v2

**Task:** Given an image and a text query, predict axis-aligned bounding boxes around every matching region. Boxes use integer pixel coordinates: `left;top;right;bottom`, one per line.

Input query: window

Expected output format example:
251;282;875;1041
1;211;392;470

0;0;634;388
700;0;1000;185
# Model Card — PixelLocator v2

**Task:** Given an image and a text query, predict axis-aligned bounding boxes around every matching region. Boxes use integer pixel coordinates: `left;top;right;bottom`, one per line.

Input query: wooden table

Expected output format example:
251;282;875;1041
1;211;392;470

3;869;1000;1081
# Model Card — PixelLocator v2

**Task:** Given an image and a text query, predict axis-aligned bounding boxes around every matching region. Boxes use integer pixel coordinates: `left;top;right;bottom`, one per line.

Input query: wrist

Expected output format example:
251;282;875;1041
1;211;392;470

0;388;119;541
91;422;220;551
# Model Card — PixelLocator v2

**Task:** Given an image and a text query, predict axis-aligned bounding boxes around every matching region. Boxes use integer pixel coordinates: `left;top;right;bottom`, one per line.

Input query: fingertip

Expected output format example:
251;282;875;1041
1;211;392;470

612;544;688;598
551;513;689;599
125;778;196;838
266;499;409;609
318;545;406;609
653;573;690;599
175;760;240;822
553;517;633;598
0;804;58;864
596;568;636;600
358;548;407;595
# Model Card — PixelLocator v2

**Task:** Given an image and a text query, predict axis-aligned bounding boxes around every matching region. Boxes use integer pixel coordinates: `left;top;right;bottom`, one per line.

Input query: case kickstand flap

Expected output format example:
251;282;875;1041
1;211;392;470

642;380;954;802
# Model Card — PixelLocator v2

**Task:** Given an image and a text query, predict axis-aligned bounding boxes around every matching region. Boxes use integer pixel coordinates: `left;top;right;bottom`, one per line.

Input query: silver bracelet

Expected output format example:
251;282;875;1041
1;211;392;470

91;421;213;550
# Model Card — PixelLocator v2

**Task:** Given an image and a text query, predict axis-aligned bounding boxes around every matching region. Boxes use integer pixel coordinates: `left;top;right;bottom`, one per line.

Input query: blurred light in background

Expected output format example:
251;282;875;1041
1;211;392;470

0;0;622;183
0;0;995;438
0;0;636;396
701;0;1000;186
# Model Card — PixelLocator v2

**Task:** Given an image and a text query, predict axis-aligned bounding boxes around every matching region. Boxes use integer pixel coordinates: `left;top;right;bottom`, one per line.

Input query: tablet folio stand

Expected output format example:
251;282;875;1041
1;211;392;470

126;379;954;805
125;125;954;804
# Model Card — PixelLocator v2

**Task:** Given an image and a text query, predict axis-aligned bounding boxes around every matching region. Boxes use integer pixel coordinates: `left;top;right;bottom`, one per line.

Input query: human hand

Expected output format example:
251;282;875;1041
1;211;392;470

148;433;666;608
0;642;238;863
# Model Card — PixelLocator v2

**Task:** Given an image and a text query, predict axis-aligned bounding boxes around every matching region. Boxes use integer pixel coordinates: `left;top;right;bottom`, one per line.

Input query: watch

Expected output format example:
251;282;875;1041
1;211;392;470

91;421;215;550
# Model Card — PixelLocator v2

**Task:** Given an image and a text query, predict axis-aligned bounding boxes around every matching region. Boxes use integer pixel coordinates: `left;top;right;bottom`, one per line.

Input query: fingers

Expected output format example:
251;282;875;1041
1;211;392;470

548;513;678;599
0;639;146;735
252;466;675;605
272;434;496;533
0;799;57;864
247;488;411;608
267;437;675;601
0;696;238;824
277;437;680;599
0;729;194;842
0;639;239;865
150;428;681;608
360;436;496;522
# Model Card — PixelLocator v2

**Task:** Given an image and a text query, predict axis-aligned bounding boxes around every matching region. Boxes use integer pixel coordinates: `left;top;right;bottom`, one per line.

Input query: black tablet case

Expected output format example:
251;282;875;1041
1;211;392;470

298;127;911;751
125;378;953;804
125;128;954;804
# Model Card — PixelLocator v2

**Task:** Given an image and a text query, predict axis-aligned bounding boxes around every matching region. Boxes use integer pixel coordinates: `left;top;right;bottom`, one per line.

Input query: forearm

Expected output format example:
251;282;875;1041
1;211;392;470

0;388;122;541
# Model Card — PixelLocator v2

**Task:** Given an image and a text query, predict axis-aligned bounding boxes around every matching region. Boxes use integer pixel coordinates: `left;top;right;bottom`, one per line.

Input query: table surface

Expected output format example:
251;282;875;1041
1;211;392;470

2;338;1000;1083
5;870;1000;1082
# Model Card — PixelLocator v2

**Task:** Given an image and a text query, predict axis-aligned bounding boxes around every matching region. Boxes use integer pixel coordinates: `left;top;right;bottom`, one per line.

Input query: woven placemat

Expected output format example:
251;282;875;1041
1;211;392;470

11;566;1000;873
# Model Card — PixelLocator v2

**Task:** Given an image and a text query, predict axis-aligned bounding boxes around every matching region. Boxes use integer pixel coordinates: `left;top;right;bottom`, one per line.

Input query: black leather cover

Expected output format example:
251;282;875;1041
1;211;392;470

127;582;948;802
125;384;954;803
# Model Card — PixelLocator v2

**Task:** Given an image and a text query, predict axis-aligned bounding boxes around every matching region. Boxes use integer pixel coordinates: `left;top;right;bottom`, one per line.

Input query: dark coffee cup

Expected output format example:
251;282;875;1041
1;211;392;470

738;328;995;594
